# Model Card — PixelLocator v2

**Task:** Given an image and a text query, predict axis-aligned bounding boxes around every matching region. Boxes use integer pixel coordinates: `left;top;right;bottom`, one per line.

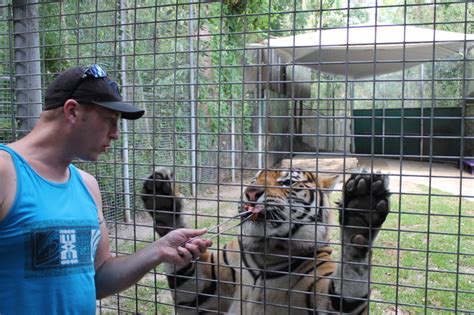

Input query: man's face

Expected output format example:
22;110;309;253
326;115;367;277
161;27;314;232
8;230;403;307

73;103;120;161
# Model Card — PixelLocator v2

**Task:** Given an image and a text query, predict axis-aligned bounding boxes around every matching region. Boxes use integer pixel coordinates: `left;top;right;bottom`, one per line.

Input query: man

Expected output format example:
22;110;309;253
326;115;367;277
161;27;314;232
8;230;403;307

0;64;211;314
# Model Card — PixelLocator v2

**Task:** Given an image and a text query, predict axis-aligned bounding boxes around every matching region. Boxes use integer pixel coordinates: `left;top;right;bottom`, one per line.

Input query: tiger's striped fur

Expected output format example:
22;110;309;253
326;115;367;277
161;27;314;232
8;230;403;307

142;167;390;314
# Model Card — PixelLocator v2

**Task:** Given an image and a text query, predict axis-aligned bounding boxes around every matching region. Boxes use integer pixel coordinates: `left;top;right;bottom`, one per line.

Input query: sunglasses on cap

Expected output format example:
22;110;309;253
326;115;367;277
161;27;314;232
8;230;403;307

67;64;108;100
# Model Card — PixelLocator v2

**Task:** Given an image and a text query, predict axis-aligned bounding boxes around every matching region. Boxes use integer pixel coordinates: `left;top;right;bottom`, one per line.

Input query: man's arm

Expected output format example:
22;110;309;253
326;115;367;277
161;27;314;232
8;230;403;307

78;169;211;299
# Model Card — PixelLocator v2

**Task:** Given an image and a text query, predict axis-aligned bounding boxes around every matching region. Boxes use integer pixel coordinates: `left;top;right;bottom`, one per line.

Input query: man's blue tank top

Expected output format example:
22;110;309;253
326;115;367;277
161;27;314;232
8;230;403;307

0;144;101;315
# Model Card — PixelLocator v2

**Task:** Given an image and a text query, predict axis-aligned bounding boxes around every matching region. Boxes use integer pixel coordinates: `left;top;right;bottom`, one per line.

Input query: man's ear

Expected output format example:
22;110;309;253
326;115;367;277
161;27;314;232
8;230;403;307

63;99;79;123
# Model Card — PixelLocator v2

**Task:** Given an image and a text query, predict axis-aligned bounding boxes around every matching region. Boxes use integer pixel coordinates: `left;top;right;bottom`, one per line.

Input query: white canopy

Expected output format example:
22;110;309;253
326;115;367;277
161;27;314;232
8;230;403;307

250;25;474;78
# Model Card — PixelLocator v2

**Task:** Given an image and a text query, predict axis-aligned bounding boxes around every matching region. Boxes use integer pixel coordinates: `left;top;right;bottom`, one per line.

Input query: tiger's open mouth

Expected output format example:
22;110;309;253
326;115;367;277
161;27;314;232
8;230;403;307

242;204;265;221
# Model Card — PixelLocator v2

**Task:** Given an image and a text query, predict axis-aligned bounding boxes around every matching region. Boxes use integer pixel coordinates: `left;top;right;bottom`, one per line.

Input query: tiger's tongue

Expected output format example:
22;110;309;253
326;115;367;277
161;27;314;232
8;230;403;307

245;204;264;221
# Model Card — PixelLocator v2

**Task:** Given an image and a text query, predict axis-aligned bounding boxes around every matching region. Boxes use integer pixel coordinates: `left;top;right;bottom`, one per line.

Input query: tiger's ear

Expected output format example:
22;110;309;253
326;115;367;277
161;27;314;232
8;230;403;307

317;174;340;191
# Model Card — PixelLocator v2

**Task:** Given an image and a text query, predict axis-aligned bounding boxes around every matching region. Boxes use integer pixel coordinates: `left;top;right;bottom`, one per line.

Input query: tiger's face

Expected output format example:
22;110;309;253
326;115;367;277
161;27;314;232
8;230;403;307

239;169;337;254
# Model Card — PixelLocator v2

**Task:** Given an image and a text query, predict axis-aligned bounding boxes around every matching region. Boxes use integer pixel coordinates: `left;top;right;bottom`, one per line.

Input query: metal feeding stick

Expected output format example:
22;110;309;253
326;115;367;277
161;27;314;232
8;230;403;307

178;211;252;248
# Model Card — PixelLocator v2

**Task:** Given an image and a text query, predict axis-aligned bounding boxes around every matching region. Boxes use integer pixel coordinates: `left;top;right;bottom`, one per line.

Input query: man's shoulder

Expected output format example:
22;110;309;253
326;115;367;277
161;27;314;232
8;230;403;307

0;147;16;219
0;142;23;171
74;166;100;191
75;166;94;179
73;166;102;208
0;149;14;173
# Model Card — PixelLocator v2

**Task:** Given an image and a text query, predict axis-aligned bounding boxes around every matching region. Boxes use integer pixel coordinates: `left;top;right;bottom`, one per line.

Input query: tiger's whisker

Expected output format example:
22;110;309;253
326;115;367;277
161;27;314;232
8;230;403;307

289;207;311;215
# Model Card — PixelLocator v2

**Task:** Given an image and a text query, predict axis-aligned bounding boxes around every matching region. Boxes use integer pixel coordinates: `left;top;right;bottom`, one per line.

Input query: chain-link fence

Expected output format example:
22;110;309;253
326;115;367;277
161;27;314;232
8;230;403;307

0;0;472;314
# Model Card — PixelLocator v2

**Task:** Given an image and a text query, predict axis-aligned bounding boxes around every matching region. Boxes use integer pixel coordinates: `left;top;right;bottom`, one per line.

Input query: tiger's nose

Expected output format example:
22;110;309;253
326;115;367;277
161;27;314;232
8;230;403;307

245;186;264;202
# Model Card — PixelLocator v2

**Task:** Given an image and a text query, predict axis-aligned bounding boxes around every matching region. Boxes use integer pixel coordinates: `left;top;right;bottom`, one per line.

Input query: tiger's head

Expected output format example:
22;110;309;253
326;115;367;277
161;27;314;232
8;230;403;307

239;169;339;255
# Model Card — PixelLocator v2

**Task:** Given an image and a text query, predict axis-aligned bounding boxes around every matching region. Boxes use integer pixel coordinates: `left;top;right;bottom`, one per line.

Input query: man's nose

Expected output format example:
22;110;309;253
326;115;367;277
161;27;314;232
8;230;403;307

109;127;119;140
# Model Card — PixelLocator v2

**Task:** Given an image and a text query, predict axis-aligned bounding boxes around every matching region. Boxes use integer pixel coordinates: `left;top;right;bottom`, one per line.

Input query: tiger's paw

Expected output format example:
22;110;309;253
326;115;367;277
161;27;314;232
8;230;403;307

142;167;185;236
340;170;390;253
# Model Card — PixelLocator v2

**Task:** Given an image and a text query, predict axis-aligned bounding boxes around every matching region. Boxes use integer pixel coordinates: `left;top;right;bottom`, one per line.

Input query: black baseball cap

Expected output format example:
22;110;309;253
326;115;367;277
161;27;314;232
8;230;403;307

44;64;145;120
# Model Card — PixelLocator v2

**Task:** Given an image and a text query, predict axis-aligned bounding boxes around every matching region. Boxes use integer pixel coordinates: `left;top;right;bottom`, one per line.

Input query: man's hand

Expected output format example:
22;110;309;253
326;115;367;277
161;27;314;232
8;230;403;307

94;227;212;299
157;228;212;265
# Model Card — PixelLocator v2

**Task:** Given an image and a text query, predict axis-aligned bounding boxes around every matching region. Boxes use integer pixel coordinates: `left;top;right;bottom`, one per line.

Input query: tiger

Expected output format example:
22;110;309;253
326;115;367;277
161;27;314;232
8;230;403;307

142;167;390;314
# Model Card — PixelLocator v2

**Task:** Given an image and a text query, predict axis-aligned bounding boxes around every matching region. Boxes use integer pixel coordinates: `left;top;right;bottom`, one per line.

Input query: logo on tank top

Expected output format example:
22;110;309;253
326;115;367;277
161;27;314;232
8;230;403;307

59;230;79;264
23;220;100;278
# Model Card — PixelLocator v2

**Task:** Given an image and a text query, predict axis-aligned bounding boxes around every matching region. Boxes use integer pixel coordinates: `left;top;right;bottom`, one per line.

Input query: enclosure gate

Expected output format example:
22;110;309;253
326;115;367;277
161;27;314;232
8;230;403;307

0;0;473;314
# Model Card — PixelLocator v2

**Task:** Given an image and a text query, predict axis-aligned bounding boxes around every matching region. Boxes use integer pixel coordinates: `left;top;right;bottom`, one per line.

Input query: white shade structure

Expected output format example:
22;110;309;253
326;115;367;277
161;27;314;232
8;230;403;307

250;25;474;78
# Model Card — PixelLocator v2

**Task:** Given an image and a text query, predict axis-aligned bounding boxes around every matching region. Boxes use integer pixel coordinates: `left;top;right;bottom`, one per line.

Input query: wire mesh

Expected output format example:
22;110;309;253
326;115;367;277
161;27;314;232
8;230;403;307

0;0;472;314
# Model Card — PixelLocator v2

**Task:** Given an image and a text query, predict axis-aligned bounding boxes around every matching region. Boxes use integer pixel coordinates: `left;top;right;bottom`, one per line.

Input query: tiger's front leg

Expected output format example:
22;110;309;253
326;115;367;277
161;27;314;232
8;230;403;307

142;167;237;314
329;171;390;314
